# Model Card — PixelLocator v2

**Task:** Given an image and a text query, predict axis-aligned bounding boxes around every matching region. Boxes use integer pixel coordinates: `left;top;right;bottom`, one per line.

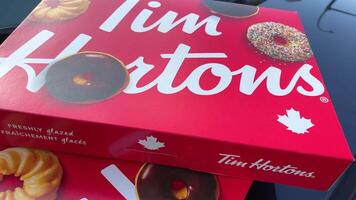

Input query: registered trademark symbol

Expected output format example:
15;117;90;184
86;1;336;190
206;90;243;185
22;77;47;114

320;96;329;103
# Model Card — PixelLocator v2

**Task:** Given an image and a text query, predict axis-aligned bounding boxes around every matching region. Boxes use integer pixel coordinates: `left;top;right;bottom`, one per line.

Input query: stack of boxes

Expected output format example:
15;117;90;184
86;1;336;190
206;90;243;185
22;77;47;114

0;0;353;199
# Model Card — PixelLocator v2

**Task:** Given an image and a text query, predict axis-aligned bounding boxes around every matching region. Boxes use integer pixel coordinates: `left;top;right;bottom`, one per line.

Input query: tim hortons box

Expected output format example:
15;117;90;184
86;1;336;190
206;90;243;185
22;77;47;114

0;0;353;190
0;146;252;200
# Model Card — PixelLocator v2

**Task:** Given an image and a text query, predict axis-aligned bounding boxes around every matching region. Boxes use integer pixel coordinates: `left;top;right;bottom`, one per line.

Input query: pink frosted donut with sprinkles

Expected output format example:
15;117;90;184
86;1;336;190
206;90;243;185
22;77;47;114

247;22;313;62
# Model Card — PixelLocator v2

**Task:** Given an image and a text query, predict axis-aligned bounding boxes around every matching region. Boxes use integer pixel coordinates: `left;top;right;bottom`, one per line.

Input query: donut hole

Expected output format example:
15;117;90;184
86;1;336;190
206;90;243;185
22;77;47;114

273;35;289;46
44;0;61;8
72;73;95;86
0;175;22;192
170;179;191;200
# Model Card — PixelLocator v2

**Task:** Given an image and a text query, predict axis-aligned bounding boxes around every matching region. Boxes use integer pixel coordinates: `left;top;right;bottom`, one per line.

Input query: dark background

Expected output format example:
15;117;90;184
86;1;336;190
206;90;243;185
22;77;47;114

0;0;355;199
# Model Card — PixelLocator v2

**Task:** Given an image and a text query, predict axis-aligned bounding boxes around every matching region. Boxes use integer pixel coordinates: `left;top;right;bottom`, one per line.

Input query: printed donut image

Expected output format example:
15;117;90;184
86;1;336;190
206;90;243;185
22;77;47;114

46;52;129;104
31;0;90;22
135;164;219;200
247;22;313;62
0;147;63;200
204;0;259;18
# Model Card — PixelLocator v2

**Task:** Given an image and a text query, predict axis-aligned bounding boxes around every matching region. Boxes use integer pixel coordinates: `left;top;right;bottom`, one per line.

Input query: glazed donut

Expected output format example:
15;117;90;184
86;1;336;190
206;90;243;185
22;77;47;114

247;22;313;62
204;0;259;18
31;0;90;22
135;164;219;200
0;147;62;200
46;52;129;104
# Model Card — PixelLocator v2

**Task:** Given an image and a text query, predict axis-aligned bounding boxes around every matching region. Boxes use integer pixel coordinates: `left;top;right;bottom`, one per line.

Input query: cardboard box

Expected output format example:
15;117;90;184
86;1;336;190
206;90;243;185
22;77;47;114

0;0;352;189
0;146;252;200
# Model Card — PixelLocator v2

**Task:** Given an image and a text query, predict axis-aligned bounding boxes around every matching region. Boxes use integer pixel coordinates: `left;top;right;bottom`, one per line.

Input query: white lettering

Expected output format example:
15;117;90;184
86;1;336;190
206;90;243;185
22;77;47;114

124;44;324;96
0;37;324;97
125;43;229;95
99;0;221;36
0;30;91;92
218;154;316;178
232;64;325;96
218;153;247;167
131;7;221;36
218;153;239;164
100;0;140;32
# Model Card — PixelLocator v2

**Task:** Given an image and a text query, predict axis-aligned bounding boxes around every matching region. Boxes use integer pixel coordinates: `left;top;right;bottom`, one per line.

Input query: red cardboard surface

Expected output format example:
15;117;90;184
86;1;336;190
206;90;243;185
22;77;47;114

0;0;352;189
0;146;252;200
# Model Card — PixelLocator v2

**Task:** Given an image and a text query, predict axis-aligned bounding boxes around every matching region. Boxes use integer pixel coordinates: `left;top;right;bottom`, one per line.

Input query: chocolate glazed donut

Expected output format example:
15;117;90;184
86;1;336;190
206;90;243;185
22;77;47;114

135;164;220;200
204;0;259;18
46;52;129;103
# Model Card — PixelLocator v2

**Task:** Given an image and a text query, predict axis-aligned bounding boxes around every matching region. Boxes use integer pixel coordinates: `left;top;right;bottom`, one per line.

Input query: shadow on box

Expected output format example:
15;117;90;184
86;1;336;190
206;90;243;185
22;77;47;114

0;35;8;44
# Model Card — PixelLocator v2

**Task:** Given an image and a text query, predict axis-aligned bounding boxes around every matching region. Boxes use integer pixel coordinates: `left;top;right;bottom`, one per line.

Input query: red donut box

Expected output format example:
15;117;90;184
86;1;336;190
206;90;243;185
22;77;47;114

0;146;252;200
0;0;353;190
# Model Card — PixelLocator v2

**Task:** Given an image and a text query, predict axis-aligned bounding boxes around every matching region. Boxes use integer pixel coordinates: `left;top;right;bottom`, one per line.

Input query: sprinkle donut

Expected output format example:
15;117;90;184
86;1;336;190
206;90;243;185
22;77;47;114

0;147;63;200
247;22;313;62
31;0;90;22
135;164;219;200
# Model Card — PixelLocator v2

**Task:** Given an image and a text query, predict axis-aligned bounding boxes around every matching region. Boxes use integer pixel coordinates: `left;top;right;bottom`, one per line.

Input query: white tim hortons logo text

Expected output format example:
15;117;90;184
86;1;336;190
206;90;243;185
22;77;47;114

218;153;316;178
0;0;325;97
0;31;325;97
99;0;222;35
